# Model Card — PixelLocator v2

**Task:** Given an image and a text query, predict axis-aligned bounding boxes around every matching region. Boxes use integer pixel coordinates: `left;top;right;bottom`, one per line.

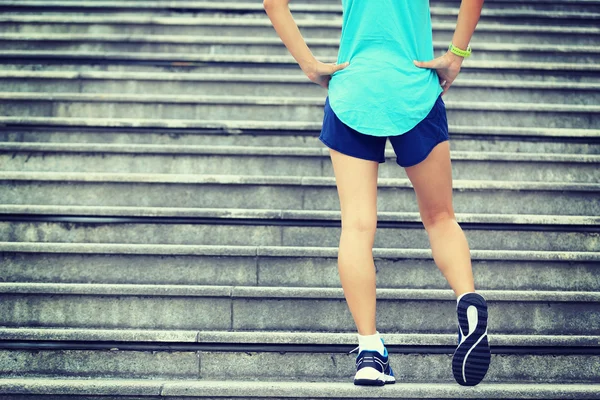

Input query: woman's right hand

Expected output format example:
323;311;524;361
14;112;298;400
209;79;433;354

302;60;350;89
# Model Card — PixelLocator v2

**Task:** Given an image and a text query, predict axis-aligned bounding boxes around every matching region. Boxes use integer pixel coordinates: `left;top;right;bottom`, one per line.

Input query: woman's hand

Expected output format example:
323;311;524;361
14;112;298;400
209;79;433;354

302;60;350;89
413;51;465;95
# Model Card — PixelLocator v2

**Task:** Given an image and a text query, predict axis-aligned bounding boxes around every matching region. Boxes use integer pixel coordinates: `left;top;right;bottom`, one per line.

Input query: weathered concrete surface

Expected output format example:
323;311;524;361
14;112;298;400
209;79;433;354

1;143;598;182
1;219;597;251
2;328;599;347
1;243;598;290
1;172;598;215
0;379;599;399
0;350;199;379
0;284;598;333
0;350;597;383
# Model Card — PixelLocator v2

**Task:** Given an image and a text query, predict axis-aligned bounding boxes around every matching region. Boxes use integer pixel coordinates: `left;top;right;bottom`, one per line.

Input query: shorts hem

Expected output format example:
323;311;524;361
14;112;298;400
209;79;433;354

319;134;386;163
397;138;450;168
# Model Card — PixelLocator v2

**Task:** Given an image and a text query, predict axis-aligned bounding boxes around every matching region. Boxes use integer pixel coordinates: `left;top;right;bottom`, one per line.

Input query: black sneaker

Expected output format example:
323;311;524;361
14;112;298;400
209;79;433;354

452;292;491;386
351;339;396;386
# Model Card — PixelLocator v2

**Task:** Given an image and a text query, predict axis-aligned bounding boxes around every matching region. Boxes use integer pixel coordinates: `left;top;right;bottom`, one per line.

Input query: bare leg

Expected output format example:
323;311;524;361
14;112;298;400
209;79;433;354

404;141;475;296
329;148;380;335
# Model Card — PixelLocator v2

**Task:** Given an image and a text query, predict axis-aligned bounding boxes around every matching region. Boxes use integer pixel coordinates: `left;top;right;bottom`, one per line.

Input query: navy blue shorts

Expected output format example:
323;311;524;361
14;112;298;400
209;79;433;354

319;95;449;167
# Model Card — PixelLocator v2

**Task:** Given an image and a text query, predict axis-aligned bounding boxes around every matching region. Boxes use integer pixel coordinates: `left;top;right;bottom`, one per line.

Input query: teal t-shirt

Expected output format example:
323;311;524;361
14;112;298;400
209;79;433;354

327;0;444;137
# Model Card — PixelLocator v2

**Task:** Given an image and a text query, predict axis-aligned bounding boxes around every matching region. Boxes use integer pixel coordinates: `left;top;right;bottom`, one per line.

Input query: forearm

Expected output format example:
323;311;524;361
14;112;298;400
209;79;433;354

263;0;317;73
451;0;485;50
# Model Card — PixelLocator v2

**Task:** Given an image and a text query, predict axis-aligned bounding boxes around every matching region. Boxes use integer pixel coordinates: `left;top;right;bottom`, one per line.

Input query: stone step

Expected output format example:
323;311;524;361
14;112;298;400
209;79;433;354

4;327;599;347
1;16;599;46
1;206;598;251
1;2;599;26
1;172;598;216
2;93;599;129
4;349;596;385
1;282;598;333
1;71;599;105
1;142;598;183
3;34;600;64
2;126;599;156
2;55;599;84
2;242;598;291
0;379;599;399
0;331;598;383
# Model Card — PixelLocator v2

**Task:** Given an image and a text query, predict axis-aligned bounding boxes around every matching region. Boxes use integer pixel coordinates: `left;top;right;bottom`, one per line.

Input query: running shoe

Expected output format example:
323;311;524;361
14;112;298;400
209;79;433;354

452;292;491;386
351;339;396;386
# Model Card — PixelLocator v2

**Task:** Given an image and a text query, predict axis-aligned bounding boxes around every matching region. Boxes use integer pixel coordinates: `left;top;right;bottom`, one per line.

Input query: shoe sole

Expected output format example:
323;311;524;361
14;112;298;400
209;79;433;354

354;376;395;386
452;294;491;386
354;378;386;387
354;367;395;386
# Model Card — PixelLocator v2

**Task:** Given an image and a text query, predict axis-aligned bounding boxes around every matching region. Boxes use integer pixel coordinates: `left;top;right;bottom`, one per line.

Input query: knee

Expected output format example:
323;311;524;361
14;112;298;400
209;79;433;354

421;209;456;231
341;214;377;236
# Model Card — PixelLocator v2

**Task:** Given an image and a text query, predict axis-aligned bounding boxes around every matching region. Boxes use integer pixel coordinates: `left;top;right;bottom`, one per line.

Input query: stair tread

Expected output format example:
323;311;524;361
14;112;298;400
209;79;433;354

1;204;598;226
0;15;599;35
1;241;598;261
2;142;599;163
1;171;598;191
1;116;598;139
2;71;600;92
2;282;599;302
4;33;600;52
4;91;600;112
0;378;598;399
3;50;600;71
1;327;598;347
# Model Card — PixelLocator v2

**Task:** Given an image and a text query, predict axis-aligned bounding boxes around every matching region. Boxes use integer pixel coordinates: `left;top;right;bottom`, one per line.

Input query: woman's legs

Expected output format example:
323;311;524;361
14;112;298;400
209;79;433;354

328;138;475;329
404;141;475;296
329;148;380;336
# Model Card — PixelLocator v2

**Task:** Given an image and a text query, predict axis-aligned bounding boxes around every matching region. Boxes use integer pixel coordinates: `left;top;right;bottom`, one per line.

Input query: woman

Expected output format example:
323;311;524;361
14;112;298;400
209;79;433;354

264;0;490;387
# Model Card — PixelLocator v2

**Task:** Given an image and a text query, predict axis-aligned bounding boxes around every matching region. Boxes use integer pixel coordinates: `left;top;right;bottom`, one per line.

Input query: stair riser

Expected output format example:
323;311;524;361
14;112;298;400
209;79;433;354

2;79;598;105
2;63;599;84
1;152;596;183
3;252;599;291
3;41;599;64
2;24;598;46
1;102;598;129
0;221;597;252
1;294;597;333
0;349;597;383
2;182;597;216
3;130;598;155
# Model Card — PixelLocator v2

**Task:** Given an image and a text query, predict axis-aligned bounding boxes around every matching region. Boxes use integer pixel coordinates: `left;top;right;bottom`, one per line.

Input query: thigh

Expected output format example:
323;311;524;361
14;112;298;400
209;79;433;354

404;141;454;227
329;148;380;232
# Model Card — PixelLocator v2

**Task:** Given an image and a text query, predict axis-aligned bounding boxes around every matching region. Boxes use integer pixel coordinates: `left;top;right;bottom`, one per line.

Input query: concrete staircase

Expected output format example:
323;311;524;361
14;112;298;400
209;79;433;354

0;0;599;398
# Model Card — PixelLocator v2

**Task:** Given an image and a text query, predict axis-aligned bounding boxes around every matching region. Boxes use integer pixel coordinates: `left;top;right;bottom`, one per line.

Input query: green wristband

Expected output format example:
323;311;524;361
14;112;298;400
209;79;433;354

448;43;472;58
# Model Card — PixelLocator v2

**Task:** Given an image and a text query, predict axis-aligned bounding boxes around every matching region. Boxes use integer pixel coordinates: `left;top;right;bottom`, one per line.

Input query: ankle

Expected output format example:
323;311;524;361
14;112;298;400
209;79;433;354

357;331;385;355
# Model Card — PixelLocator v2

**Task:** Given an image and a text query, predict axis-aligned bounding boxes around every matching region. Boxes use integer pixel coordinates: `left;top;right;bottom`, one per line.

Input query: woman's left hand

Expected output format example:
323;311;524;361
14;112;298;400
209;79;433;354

302;60;350;89
413;51;464;95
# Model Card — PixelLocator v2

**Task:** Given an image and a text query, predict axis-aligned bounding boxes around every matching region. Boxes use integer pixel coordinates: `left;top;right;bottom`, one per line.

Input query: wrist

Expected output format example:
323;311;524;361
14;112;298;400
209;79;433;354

300;58;318;74
445;50;465;66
